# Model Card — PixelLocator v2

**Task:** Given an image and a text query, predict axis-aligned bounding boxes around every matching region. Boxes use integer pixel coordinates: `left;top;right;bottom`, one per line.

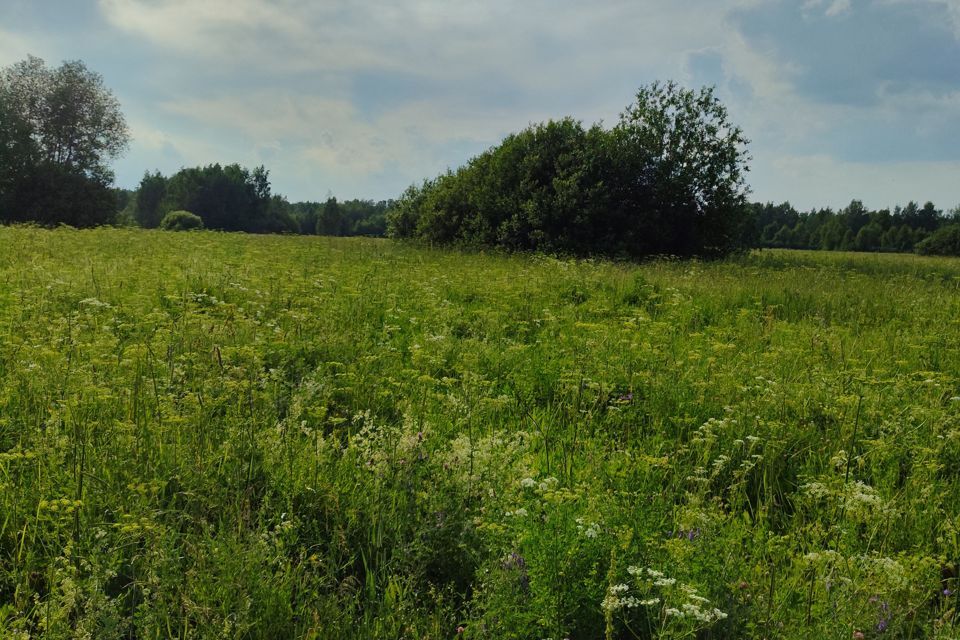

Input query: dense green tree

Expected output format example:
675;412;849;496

135;171;168;228
614;82;751;256
1;56;128;177
160;163;295;233
917;201;942;232
259;195;300;234
0;56;128;225
745;199;953;254
317;197;344;236
854;221;883;251
0;162;116;227
340;199;391;236
0;90;36;217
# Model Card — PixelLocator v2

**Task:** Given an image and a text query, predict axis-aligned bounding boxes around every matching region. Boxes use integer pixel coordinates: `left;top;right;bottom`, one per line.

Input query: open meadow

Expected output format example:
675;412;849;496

2;226;960;639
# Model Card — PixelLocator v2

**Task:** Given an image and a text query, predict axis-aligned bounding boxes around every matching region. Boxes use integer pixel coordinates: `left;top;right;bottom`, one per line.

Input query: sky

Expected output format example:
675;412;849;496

2;0;959;210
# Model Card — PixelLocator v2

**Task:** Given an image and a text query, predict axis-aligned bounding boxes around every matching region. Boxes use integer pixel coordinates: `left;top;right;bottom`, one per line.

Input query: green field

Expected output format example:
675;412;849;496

1;226;960;639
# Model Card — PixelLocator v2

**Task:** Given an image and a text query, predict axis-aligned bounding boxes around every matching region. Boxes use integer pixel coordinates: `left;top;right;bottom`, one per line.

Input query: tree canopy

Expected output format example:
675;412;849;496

0;56;129;226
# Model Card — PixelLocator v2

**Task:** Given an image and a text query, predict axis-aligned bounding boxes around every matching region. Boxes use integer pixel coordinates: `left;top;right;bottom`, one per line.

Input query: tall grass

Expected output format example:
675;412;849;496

1;226;959;638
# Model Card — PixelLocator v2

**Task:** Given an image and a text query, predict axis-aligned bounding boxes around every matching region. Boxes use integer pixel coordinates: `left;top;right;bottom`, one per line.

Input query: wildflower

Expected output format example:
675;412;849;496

683;528;701;541
502;552;527;571
520;477;536;488
538;476;559;491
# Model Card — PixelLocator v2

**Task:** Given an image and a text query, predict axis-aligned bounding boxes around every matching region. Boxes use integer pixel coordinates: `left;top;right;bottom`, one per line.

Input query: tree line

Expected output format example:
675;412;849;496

124;166;390;236
749;200;960;256
3;56;959;256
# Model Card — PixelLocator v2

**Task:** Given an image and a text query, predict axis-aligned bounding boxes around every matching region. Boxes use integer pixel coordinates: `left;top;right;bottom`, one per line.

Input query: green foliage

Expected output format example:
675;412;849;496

159;209;204;231
162;163;262;231
0;56;128;227
316;197;344;236
615;82;751;257
750;199;957;254
0;161;117;227
134;170;167;228
916;223;960;256
124;168;389;237
2;228;960;638
289;198;389;237
388;83;751;259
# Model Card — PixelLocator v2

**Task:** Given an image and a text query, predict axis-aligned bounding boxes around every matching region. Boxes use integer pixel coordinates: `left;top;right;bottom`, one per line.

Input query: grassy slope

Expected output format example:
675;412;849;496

1;226;959;639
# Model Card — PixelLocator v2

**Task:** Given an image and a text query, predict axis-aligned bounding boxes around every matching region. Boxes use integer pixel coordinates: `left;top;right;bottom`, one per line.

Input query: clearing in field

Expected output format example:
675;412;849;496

1;227;959;639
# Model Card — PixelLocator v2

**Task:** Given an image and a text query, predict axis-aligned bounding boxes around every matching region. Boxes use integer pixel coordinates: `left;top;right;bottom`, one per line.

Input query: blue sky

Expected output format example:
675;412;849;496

2;0;959;210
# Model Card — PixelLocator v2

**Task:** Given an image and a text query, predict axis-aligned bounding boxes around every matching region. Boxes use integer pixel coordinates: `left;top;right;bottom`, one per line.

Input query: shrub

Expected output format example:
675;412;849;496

915;223;960;256
160;209;204;231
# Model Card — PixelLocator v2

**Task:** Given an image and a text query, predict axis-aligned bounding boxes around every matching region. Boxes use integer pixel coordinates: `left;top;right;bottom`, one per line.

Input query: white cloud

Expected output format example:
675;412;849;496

89;0;959;205
97;0;736;89
825;0;853;16
155;89;540;182
882;0;960;37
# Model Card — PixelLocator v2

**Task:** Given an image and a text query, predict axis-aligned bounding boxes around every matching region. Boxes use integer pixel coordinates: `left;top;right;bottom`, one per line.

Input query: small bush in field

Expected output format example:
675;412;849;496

159;209;203;231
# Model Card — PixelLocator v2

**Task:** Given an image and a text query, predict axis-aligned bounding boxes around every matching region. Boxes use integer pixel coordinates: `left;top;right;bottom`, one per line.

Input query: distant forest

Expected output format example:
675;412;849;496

748;199;960;255
119;166;391;236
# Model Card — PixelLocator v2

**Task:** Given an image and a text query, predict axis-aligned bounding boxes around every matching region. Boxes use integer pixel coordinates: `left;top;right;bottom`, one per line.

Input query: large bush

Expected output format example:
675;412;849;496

387;82;751;259
160;209;204;231
915;223;960;256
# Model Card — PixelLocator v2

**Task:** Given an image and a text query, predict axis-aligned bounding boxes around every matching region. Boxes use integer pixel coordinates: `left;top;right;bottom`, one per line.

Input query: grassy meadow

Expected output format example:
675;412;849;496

2;226;960;639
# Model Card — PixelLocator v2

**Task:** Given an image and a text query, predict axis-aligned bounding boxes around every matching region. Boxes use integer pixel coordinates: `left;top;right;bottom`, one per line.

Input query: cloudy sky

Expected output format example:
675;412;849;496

2;0;959;210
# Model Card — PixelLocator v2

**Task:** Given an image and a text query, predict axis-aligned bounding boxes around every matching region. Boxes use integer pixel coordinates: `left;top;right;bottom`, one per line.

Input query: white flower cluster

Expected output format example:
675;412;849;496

441;429;531;486
679;602;727;623
802;478;893;519
78;297;112;309
601;581;661;612
691;416;737;445
858;554;910;590
575;517;601;539
538;476;559;492
607;567;727;625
